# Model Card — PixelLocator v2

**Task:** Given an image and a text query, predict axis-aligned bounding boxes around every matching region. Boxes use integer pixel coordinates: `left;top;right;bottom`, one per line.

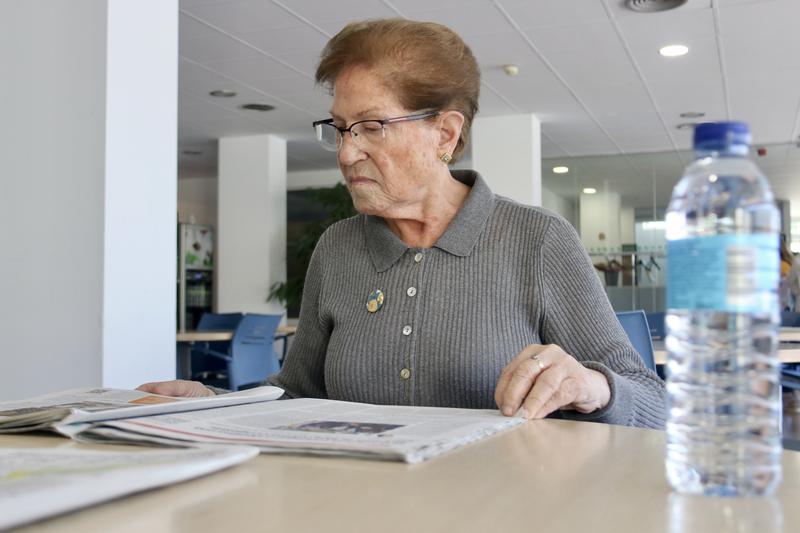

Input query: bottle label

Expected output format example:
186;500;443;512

667;234;779;312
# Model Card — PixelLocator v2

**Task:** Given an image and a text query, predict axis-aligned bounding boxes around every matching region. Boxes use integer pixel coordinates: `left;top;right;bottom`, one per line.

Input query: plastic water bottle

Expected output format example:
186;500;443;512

665;121;782;496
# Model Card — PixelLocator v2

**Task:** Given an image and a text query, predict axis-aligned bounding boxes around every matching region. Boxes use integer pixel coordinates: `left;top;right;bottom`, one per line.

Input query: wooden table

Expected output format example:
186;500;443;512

4;420;797;532
176;325;297;343
175;326;297;379
653;327;800;366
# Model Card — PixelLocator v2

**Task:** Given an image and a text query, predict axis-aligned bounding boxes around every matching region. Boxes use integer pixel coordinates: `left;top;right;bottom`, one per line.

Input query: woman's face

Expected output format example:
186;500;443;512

331;66;442;216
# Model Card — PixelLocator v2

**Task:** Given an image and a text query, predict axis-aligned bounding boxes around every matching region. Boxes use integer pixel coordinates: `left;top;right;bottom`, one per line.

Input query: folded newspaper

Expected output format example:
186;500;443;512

67;398;526;463
0;445;258;530
0;386;284;433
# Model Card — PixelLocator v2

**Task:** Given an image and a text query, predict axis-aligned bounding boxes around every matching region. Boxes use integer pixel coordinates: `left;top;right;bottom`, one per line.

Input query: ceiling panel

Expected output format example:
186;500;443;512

720;0;800;143
182;1;303;33
239;25;330;57
266;52;320;79
465;30;540;66
202;55;311;90
179;57;250;97
402;1;515;37
498;0;609;29
179;12;222;41
174;0;800;210
180;33;262;62
543;120;621;155
277;0;398;23
475;84;519;116
180;0;236;7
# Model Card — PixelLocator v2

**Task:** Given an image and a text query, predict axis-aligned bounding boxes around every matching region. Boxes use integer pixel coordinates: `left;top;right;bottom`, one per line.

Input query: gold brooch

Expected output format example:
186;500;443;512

366;289;385;313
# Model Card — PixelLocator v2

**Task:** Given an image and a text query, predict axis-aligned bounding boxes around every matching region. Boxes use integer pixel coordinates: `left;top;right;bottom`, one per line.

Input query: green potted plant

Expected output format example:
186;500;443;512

268;183;356;315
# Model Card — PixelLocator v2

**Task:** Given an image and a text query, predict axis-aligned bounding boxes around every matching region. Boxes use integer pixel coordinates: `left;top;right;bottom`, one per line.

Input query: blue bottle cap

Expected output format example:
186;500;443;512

693;121;751;153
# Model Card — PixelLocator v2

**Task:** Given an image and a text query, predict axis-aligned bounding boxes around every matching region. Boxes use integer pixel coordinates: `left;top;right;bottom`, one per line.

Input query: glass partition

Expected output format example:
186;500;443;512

541;142;799;313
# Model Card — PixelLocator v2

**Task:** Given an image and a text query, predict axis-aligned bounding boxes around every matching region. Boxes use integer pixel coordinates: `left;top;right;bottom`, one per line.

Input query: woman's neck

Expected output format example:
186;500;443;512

383;176;470;248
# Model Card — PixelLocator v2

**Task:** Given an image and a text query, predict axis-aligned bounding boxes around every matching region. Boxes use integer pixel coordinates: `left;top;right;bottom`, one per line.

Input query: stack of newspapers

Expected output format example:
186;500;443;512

0;387;524;463
0;387;523;528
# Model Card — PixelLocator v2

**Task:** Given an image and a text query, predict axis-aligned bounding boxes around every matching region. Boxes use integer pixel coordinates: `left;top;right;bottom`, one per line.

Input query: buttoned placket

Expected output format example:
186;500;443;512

400;248;426;404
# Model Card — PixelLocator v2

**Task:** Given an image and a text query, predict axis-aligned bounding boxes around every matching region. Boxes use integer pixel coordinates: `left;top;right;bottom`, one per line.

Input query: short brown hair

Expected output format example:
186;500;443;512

316;19;480;163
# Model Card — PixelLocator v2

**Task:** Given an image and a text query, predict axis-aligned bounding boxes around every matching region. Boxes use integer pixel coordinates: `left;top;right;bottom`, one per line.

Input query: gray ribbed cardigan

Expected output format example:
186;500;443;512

269;171;666;428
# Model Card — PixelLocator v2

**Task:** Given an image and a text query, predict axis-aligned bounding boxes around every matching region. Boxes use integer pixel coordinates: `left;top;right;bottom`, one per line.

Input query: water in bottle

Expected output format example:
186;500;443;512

665;121;782;496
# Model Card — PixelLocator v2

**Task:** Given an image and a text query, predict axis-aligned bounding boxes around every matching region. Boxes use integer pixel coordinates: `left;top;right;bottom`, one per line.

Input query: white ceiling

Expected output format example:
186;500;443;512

177;0;800;211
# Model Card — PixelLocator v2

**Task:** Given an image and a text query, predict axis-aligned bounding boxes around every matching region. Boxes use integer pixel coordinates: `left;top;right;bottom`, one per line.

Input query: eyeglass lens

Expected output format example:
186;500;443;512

316;121;386;152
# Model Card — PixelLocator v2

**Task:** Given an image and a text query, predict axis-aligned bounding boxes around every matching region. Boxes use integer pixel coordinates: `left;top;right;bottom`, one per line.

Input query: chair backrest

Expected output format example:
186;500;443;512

781;311;800;327
615;310;656;371
228;313;283;390
645;311;665;340
194;313;244;371
197;312;244;331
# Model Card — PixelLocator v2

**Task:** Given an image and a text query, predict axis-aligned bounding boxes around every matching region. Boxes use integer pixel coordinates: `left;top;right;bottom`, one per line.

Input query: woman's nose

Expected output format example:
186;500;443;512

337;134;367;166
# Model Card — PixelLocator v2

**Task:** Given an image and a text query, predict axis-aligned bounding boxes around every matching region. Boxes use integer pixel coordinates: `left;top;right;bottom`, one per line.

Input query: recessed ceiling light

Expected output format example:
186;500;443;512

241;103;275;112
552;166;569;174
625;0;688;13
659;44;689;57
209;89;237;97
583;188;597;195
182;150;203;156
680;111;705;118
676;122;698;130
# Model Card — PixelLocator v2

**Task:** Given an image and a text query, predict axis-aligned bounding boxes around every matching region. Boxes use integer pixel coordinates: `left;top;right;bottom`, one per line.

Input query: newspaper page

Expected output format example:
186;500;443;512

73;398;526;463
0;386;284;433
0;445;258;530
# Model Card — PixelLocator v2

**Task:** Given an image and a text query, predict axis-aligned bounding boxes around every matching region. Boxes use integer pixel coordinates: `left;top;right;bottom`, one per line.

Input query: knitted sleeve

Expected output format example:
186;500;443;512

265;231;332;399
539;215;666;428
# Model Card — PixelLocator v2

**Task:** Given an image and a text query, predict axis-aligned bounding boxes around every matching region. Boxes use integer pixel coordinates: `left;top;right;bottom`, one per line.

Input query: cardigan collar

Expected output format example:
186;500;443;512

364;170;495;273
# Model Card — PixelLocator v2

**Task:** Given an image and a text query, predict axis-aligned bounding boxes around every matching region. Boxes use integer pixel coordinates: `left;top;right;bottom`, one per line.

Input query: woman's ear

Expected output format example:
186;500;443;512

437;111;465;157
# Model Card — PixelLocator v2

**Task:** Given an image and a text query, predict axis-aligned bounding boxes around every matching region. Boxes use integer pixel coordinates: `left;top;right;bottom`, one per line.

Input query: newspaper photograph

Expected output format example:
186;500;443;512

73;398;526;463
0;445;258;530
0;386;284;433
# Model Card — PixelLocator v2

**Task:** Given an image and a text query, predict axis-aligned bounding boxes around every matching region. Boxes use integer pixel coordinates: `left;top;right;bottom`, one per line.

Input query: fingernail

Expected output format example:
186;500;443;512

518;408;529;419
502;405;513;416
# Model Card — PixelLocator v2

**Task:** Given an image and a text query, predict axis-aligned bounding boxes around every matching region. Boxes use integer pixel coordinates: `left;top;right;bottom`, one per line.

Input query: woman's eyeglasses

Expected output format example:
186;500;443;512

312;111;439;152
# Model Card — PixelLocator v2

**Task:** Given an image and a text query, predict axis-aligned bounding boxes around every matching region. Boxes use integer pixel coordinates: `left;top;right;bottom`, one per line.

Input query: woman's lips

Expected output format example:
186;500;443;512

348;176;374;186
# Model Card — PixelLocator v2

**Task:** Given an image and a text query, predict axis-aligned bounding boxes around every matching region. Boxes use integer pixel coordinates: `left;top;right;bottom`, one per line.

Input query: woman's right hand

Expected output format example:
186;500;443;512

136;380;215;397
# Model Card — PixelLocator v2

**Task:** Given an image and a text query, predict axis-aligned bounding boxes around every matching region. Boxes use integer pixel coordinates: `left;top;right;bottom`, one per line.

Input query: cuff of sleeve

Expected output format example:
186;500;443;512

560;362;633;425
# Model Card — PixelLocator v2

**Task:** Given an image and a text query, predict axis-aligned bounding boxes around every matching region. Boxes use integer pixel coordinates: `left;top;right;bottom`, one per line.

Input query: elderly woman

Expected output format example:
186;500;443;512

142;19;665;428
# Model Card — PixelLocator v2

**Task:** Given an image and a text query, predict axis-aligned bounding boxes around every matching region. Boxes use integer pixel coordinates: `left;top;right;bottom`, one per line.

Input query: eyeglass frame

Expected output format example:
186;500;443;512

312;111;440;151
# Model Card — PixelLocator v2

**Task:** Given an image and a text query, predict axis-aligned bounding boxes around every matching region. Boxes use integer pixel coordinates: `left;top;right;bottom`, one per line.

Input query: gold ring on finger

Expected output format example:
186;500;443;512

530;354;545;370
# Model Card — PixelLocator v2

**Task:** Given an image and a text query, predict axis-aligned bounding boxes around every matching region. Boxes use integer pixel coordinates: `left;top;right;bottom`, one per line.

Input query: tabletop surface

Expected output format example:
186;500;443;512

4;419;796;533
176;325;296;342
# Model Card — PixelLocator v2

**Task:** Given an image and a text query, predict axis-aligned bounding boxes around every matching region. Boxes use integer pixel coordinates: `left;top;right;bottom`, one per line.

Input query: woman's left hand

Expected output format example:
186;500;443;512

494;344;611;420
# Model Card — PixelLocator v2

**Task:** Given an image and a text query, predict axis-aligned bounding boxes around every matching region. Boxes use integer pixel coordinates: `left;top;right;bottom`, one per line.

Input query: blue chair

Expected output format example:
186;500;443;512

187;312;244;379
781;312;800;327
196;312;244;331
615;310;656;371
192;313;282;391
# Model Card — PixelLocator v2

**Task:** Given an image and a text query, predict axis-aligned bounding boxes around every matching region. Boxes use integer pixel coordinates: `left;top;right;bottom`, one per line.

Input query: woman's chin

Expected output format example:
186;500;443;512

351;197;387;217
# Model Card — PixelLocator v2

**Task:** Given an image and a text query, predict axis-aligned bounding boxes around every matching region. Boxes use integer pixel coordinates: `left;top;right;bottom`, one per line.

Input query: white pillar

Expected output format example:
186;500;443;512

218;135;287;316
471;114;542;206
0;0;178;400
